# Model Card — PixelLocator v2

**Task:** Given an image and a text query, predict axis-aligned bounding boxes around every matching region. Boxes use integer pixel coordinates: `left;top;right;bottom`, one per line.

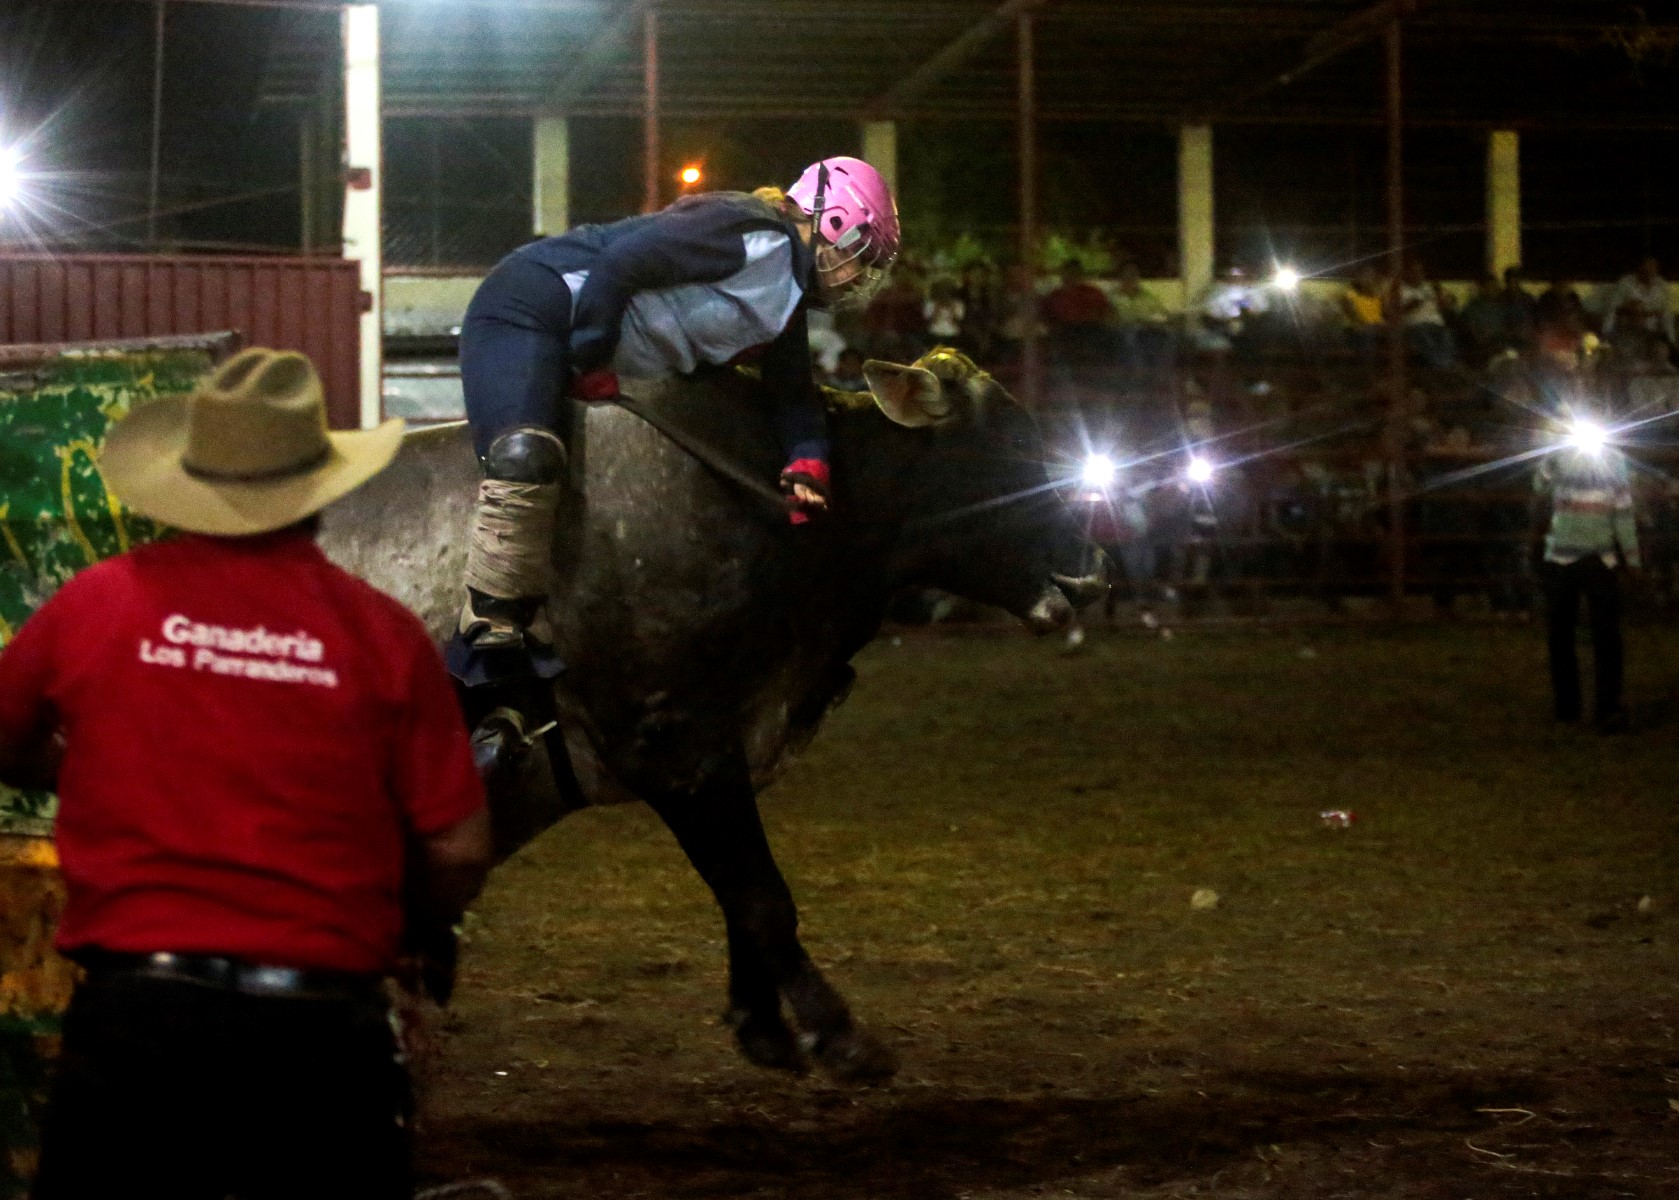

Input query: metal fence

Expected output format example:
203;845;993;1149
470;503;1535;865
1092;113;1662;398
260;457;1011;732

0;254;364;428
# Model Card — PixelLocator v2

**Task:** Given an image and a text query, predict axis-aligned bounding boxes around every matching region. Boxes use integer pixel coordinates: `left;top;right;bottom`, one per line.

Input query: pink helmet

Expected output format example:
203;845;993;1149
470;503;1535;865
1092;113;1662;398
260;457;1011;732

788;156;900;272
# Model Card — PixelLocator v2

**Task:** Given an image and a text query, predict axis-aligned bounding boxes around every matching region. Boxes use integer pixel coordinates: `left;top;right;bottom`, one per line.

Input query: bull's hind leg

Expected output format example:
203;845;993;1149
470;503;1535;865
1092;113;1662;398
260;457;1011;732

648;755;898;1085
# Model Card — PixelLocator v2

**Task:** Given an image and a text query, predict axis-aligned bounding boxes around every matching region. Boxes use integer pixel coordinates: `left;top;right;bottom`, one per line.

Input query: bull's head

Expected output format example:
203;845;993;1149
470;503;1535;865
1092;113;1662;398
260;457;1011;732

853;349;1101;632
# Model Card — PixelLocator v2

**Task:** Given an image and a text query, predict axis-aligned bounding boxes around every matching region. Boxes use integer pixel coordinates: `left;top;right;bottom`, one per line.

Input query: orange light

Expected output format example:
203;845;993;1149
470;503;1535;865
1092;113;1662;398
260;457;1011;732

678;165;703;187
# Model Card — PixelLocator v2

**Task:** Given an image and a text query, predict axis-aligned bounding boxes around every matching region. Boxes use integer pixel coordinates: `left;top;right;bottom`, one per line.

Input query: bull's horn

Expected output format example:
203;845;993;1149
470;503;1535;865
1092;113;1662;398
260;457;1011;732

1052;573;1109;607
862;361;951;428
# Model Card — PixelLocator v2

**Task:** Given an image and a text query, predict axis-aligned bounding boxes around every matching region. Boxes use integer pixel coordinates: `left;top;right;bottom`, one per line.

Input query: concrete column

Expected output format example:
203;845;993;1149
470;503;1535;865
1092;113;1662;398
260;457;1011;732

1178;124;1214;306
300;108;318;255
342;3;383;429
1486;129;1521;277
533;116;570;236
860;120;898;198
642;7;660;213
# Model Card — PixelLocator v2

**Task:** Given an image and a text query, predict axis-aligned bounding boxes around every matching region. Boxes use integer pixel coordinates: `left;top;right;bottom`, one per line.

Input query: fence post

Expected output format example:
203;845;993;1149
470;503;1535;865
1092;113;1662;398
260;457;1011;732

1384;18;1407;611
1016;6;1039;411
642;7;661;214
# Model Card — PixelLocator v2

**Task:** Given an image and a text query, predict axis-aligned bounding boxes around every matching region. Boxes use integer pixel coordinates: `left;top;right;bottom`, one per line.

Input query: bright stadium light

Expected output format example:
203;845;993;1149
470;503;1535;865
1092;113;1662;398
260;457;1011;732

0;144;23;212
1186;454;1216;485
1565;416;1608;457
1272;264;1301;293
1080;452;1117;489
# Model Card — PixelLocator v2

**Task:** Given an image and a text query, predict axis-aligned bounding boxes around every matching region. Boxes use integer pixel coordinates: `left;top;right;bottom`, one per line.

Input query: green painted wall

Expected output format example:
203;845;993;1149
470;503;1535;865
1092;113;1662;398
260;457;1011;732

0;350;206;833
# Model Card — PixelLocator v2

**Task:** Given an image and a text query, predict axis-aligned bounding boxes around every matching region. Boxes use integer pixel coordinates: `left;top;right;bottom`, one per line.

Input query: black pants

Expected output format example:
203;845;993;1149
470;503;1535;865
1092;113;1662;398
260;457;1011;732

33;970;412;1200
460;249;577;458
1543;557;1624;723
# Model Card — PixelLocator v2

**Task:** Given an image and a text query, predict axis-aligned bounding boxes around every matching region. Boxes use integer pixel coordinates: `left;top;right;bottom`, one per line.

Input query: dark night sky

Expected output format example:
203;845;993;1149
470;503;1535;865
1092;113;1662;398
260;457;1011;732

3;1;1678;278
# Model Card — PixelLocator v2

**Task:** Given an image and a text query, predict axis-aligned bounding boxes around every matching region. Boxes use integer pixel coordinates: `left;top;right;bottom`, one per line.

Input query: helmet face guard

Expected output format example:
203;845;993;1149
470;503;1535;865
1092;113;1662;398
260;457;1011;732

789;156;900;305
812;250;890;311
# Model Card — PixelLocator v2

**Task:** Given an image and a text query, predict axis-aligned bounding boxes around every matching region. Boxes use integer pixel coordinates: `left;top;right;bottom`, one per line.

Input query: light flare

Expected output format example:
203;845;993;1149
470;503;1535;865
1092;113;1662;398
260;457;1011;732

0;144;24;212
1272;265;1301;293
1186;455;1217;485
1564;416;1608;457
1080;452;1117;489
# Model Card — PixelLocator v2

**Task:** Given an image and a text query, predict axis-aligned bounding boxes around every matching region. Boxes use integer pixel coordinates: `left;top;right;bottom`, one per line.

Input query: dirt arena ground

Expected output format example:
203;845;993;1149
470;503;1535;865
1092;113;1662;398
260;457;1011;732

421;622;1679;1199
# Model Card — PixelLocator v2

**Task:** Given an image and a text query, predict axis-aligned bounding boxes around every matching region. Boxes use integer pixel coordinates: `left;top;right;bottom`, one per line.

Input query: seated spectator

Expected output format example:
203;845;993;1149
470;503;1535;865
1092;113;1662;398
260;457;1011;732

924;278;967;348
1340;267;1387;357
1602;256;1674;347
1110;261;1175;389
1394;259;1455;370
828;346;868;392
862;269;929;364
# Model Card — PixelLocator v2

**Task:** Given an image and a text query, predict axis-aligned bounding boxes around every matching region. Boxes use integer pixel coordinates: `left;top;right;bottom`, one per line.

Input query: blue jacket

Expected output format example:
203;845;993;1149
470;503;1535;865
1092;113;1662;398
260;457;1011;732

516;192;827;463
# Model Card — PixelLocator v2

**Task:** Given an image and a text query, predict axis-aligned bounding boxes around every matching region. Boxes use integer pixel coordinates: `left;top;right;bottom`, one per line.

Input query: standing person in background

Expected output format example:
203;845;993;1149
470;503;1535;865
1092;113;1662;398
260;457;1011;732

862;265;928;364
1194;265;1270;361
923;277;967;348
828;346;869;392
1110;261;1175;391
957;261;999;361
1458;275;1514;367
995;262;1045;371
1498;266;1538;352
1534;418;1640;733
0;349;492;1198
1535;278;1590;358
1041;259;1116;392
1602;256;1674;348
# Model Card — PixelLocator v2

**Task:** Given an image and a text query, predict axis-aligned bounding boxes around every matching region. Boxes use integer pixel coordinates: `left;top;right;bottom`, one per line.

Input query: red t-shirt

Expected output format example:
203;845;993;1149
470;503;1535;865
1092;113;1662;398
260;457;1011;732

1041;281;1113;329
0;531;485;974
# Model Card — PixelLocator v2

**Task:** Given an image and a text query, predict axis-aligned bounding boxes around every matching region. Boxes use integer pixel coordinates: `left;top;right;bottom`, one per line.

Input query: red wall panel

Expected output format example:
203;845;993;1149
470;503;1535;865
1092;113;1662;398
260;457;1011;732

0;255;364;429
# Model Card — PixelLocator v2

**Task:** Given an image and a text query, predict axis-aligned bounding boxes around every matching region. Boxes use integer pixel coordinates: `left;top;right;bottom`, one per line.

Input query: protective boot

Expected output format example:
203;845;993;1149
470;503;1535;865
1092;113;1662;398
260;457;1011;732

460;427;568;651
470;706;538;791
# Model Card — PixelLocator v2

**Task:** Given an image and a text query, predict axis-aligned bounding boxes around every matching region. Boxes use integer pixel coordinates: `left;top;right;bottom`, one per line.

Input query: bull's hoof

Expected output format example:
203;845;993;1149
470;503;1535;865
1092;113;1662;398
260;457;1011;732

724;1008;809;1074
805;1025;899;1086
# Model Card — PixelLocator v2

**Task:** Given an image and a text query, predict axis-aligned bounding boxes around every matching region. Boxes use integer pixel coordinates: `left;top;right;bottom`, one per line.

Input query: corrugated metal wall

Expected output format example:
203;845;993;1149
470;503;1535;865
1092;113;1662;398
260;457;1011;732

0;256;364;429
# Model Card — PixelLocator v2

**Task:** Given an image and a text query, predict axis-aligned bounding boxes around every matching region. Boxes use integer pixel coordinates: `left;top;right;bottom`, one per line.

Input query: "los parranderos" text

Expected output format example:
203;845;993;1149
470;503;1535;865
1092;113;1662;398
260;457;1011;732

138;614;339;688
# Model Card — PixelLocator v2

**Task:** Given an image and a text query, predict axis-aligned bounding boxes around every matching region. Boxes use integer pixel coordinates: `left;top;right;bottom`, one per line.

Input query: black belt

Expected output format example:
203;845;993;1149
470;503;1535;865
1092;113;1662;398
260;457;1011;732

75;950;385;1002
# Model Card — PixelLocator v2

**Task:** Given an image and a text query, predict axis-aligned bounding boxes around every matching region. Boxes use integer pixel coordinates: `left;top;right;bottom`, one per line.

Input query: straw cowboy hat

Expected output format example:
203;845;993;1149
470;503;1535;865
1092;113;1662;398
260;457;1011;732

101;347;405;537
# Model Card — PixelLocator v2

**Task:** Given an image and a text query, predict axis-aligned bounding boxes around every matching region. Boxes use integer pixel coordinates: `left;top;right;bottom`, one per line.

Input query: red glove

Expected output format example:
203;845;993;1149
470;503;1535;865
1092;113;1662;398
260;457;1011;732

573;368;621;403
780;458;831;526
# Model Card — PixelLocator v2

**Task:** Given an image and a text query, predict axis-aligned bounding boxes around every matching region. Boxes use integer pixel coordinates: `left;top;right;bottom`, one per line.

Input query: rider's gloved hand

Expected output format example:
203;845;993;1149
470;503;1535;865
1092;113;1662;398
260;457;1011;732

573;368;621;403
780;458;831;526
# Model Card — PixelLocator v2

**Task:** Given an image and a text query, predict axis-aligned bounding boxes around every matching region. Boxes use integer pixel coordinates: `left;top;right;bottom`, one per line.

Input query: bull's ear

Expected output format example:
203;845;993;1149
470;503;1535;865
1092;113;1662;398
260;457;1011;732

862;361;952;428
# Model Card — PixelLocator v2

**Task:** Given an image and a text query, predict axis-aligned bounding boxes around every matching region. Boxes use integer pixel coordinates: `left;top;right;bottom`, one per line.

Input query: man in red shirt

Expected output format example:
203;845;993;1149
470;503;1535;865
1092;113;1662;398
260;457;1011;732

1040;260;1118;392
0;347;491;1199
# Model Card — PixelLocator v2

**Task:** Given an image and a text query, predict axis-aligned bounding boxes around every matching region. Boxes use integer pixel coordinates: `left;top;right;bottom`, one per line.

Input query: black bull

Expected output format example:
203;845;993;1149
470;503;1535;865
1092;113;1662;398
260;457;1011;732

320;350;1100;1083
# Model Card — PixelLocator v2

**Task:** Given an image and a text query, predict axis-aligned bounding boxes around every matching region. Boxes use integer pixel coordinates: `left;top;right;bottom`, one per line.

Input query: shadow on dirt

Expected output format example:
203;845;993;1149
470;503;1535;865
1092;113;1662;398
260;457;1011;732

429;1067;1551;1198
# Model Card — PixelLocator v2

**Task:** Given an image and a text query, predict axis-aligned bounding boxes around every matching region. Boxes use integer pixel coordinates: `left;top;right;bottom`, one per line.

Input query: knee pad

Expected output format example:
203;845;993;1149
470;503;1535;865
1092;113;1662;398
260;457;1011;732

484;427;567;484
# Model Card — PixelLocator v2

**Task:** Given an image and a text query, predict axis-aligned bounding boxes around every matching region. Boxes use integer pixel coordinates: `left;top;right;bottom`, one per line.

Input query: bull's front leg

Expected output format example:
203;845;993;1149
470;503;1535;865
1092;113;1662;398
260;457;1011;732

648;751;898;1085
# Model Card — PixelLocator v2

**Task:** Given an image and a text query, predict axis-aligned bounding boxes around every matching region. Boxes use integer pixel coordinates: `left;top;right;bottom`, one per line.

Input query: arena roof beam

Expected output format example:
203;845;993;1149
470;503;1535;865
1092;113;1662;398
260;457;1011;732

1199;0;1421;119
869;0;1044;118
542;0;652;113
